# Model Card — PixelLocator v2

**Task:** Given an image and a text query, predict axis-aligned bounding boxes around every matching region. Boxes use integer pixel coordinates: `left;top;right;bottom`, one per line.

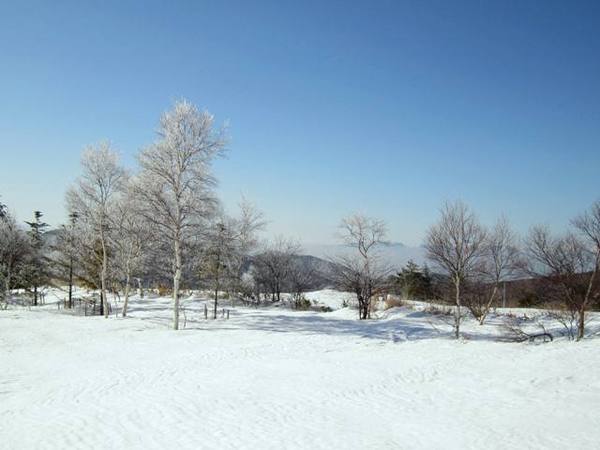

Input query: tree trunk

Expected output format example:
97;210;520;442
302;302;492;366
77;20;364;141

68;256;74;309
577;307;585;341
173;237;181;330
454;277;461;339
213;284;219;320
479;285;498;325
100;222;109;318
4;266;10;302
137;278;144;298
122;270;131;318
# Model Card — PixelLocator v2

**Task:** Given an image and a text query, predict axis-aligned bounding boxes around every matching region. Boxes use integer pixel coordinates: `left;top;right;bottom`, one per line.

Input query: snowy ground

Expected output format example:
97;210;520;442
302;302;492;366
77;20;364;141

2;289;600;449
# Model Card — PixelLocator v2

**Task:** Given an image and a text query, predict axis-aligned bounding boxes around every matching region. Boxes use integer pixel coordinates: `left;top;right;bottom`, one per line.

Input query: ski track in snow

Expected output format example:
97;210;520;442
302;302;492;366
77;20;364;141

1;291;599;449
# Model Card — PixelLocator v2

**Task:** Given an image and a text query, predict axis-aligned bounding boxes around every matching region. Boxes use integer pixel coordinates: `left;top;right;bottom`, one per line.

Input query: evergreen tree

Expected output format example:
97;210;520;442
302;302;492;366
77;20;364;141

24;211;50;306
395;260;433;300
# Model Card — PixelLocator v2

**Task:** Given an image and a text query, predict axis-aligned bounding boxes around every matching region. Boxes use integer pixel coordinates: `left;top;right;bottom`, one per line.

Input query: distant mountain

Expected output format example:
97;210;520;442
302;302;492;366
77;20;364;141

301;242;426;269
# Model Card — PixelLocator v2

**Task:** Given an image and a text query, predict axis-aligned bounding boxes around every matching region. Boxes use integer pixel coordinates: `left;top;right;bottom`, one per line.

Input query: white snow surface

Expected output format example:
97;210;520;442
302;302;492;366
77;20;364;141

2;289;600;449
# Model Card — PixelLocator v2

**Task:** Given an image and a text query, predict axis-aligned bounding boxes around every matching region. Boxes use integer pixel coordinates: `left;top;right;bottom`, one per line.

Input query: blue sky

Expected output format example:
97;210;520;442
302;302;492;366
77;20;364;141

1;0;599;246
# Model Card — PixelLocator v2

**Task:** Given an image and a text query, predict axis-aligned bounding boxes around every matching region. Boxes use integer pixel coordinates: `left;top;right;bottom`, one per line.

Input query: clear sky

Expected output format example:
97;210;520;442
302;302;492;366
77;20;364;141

1;0;599;246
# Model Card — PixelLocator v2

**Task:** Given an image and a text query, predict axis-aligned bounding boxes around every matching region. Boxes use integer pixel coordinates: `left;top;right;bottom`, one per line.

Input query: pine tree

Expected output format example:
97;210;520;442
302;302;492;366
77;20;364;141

395;260;433;300
24;211;49;306
66;212;79;308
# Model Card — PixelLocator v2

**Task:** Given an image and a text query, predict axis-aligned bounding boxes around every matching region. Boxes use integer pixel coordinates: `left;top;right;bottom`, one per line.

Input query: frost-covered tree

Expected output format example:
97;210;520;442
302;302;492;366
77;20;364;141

135;100;226;330
330;214;391;320
425;201;487;338
66;142;127;317
0;211;31;306
112;189;151;317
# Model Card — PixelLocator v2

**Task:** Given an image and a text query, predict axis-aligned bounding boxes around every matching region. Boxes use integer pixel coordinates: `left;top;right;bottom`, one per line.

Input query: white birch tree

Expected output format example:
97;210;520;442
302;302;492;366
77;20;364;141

135;100;226;330
425;201;487;338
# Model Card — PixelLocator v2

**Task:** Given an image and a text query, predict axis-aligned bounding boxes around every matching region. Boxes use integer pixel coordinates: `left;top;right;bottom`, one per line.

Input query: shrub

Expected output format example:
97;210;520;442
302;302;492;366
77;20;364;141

384;297;404;310
157;285;171;297
294;296;312;310
424;304;454;316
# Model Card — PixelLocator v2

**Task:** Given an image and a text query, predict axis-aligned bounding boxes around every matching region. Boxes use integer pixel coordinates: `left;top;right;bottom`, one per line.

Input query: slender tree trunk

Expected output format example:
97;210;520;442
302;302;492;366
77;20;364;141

4;267;10;302
479;285;498;325
122;267;131;318
577;307;585;341
137;278;144;298
68;256;74;309
100;230;109;319
455;277;461;339
213;277;219;320
577;265;597;341
33;284;38;306
173;236;181;330
99;290;104;316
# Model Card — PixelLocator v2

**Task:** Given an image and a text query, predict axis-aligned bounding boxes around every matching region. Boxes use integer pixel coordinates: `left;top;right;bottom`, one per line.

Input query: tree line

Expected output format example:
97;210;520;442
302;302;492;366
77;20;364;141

1;100;599;340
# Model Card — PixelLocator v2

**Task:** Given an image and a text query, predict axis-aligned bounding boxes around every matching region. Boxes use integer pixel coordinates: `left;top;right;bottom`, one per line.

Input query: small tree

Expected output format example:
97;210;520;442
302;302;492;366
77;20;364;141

526;226;596;340
288;258;316;309
425;201;487;338
24;211;50;306
112;190;150;317
51;212;80;308
199;220;235;319
394;260;433;300
331;214;391;320
572;199;600;315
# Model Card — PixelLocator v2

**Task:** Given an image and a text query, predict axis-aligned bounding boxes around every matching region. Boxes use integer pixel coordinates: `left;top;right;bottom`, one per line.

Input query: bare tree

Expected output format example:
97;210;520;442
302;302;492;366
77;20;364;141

425;201;487;338
572;199;600;312
466;217;521;324
135;100;226;330
288;259;316;309
330;214;391;320
254;237;301;302
526;225;597;340
66;142;127;317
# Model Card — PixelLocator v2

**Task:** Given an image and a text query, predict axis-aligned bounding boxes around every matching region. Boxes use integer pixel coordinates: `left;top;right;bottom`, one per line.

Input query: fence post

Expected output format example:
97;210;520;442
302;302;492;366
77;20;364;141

204;304;208;320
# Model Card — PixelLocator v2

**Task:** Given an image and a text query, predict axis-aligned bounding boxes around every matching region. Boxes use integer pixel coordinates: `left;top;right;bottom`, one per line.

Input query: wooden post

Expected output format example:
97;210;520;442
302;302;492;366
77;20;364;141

204;303;208;320
227;310;230;320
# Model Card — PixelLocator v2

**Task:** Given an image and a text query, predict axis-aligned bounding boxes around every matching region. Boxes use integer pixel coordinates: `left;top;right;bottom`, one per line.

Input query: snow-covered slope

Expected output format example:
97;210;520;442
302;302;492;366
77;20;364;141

1;291;599;449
